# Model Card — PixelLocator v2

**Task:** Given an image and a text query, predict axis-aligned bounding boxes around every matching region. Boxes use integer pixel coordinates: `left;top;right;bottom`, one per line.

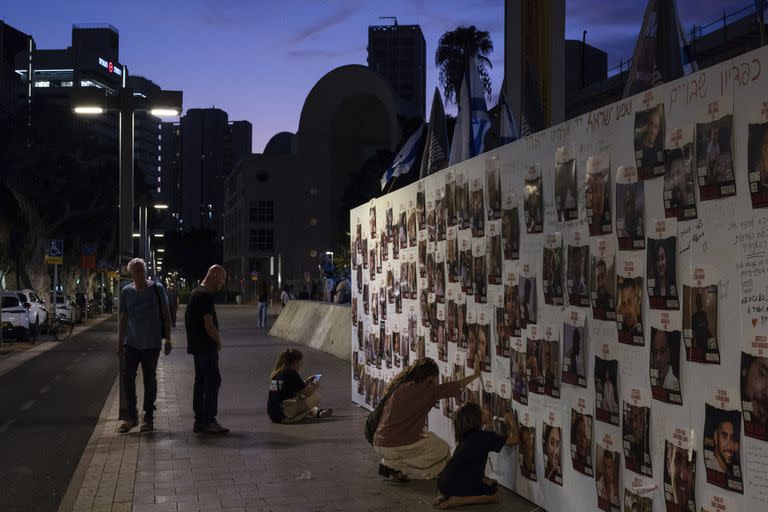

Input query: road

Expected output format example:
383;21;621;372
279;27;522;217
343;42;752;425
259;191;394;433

0;317;118;512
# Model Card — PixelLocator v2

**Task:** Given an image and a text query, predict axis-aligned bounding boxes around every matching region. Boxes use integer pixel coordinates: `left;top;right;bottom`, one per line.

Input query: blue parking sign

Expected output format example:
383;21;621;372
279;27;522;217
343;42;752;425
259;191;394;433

48;240;64;257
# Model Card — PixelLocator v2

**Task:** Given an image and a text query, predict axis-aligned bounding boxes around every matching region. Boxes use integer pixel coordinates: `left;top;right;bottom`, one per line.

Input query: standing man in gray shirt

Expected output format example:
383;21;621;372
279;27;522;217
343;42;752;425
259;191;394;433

118;258;172;433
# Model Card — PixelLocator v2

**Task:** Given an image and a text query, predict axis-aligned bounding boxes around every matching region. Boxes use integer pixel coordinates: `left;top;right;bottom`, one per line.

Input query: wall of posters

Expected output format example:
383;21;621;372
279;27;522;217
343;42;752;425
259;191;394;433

350;45;768;512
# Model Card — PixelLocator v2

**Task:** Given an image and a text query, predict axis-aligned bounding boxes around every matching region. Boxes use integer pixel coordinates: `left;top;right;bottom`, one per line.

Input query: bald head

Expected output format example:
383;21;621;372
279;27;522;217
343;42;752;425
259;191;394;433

203;265;226;291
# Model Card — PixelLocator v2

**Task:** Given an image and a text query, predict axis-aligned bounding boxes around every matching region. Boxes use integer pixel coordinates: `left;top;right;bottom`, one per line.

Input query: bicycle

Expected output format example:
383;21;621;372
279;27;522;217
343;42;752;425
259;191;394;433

40;311;73;342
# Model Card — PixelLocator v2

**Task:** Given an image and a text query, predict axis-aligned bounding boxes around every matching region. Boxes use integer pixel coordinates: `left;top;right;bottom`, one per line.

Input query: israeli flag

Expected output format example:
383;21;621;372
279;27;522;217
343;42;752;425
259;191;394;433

498;89;520;145
449;58;491;166
380;124;425;190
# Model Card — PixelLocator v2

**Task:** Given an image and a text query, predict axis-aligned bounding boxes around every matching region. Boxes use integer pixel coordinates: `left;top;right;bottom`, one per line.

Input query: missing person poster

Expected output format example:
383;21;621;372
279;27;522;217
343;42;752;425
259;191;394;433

541;325;560;399
647;218;679;310
591;239;616;321
525;324;543;395
682;266;720;364
663;424;697;512
555;145;578;222
445;170;457;228
416;181;426;231
664;125;698;221
700;491;738;512
504;265;521;339
543;232;564;307
634;101;666;181
519;263;537;328
477;308;492;373
696;96;736;201
622;387;652;477
519;409;537;481
486;156;502;221
543;406;563;486
487;220;503;285
617;256;644;346
586;152;612;235
567;231;590;307
741;350;768;441
596;433;621;512
623;485;652;512
649;311;683;405
501;191;520;260
472;237;487;304
616;165;645;250
561;309;587;388
748;118;768;209
595;351;620;426
470;175;485;238
511;336;528;405
524;164;543;234
570;397;594;477
703;389;743;493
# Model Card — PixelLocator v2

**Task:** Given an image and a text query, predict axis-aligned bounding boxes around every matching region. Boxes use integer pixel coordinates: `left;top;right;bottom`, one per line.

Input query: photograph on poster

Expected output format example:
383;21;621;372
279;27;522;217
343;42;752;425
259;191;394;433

446;177;456;227
543;422;563;485
486;158;502;220
511;340;528;405
616;181;645;250
456;172;470;230
647;235;678;310
595;443;621;512
555;150;578;222
436;190;447;242
381;230;388;262
459;238;473;294
399;210;408;249
634;103;666;180
492;395;512;437
467;315;478;369
543;235;564;306
446;300;457;344
504;276;521;338
664;435;696;512
650;326;682;405
748;121;768;208
357;322;363;350
392;229;400;260
591;252;616;321
437;321;447;363
562;320;586;387
740;351;768;441
495;306;508;357
622;399;652;476
393;331;402;368
427;199;436;243
519;274;537;327
502;197;520;260
526;335;542;394
524;171;543;233
471;177;485;238
426;254;435;293
356;266;363;294
488;225;502;285
703;402;743;493
417;183;425;230
541;335;560;398
586;154;612;235
595;356;619;425
435;261;446;303
570;410;593;476
407;209;417;246
664;144;697;221
385;206;393;239
567;243;590;307
400;263;410;299
371;292;378;323
369;205;376;239
457;301;467;348
447;236;458;283
478;319;492;373
369;248;376;280
519;422;537;481
617;275;644;345
362;283;369;314
473;256;487;304
623;488;652;512
409;261;417;299
441;372;455;418
362;240;368;270
696;107;735;200
682;284;719;364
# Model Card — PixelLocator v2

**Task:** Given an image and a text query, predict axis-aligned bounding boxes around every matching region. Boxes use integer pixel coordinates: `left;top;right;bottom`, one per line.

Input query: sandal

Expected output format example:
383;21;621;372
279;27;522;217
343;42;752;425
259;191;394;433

378;464;409;482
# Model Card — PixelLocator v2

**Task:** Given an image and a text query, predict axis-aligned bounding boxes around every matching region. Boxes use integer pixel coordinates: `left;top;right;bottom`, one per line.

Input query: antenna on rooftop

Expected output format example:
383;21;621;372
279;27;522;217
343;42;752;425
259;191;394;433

379;16;398;26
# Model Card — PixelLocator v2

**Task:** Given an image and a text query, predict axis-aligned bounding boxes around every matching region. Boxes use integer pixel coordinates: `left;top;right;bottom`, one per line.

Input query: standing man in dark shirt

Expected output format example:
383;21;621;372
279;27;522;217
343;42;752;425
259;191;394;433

255;272;269;328
185;264;229;434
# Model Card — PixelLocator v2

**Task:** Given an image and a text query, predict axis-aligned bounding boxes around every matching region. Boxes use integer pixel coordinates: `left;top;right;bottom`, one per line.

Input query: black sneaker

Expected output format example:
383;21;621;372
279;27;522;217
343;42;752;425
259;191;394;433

193;421;204;433
203;420;230;434
140;417;154;432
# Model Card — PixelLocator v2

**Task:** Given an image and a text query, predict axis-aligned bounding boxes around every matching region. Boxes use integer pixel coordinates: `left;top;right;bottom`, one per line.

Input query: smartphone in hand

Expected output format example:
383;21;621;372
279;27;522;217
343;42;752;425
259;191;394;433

310;374;322;384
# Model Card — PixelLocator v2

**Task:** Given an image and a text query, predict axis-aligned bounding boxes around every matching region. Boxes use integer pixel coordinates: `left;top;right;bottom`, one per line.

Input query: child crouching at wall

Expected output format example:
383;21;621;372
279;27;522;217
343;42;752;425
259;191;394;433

433;402;519;509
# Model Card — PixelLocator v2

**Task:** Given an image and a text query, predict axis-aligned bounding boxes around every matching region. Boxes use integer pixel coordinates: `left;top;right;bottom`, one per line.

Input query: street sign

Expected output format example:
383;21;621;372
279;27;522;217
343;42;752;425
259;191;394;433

45;239;64;265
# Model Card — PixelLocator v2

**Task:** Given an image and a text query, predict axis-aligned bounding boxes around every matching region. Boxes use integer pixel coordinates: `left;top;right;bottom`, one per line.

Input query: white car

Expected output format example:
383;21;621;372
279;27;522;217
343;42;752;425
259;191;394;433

11;289;48;338
1;292;31;341
50;293;77;323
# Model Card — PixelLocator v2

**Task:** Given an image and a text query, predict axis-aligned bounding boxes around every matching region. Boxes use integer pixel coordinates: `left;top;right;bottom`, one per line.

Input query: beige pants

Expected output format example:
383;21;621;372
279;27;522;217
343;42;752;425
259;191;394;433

374;432;451;480
281;392;321;424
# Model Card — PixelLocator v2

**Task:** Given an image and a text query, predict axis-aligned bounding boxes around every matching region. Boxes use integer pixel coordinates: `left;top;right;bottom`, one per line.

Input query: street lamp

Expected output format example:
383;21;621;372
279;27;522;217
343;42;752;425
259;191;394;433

73;82;182;423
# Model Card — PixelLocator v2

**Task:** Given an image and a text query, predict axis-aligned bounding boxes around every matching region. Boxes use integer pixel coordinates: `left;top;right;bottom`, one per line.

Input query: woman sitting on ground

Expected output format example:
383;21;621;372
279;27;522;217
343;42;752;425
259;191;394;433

434;403;519;509
373;356;481;481
267;348;332;423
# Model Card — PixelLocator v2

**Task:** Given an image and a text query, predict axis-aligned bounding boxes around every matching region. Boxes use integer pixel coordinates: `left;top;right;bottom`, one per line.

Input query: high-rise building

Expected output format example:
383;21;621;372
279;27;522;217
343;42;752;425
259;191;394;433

0;21;31;120
367;22;426;120
178;108;252;232
160;121;182;228
127;75;163;206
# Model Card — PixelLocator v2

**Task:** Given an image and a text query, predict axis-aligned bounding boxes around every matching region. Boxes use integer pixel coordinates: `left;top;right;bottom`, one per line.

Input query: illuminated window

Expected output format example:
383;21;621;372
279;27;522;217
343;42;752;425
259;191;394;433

34;81;50;87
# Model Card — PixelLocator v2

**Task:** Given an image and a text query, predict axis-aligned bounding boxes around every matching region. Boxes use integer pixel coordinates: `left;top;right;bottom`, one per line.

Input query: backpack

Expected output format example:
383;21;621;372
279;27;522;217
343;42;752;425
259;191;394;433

364;382;401;445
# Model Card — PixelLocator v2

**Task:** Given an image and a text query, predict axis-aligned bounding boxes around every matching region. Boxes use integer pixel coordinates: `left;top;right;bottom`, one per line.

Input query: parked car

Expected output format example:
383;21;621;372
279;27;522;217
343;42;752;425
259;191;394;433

11;289;48;338
1;292;31;341
49;293;80;324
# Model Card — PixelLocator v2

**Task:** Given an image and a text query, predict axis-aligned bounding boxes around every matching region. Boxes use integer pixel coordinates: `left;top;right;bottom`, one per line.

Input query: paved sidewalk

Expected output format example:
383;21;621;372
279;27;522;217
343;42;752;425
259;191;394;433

64;306;536;512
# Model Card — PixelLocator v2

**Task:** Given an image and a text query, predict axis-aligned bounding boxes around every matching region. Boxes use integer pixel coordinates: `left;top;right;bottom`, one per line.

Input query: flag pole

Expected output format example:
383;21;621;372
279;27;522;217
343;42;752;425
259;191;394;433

386;176;399;194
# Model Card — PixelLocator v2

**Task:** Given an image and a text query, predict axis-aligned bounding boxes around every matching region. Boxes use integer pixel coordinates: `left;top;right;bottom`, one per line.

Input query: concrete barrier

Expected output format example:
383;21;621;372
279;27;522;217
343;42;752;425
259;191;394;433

269;301;351;361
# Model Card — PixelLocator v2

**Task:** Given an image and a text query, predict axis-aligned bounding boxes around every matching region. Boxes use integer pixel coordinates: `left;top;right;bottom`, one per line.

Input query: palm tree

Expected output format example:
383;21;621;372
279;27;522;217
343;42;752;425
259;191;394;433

435;25;494;105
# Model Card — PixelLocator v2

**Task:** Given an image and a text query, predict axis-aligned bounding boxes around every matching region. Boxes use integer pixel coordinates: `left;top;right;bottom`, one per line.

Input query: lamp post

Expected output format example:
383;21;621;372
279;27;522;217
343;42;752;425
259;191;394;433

73;83;182;421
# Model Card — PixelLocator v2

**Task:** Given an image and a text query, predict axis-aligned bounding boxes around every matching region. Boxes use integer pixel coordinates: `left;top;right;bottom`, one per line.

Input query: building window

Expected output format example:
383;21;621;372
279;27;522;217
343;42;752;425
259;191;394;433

249;229;273;251
249;200;274;223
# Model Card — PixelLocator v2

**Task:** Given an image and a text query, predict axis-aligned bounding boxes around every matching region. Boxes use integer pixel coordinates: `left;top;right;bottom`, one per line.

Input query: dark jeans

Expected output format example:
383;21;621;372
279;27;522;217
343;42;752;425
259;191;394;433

123;346;161;421
193;351;221;424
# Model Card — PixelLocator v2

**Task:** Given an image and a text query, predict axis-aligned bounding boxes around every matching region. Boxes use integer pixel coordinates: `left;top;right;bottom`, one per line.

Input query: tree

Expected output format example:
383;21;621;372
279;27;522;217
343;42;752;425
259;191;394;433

435;25;494;105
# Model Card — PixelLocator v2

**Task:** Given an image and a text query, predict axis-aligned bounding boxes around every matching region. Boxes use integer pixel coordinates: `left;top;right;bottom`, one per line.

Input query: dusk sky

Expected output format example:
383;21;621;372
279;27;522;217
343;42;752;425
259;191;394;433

2;0;751;151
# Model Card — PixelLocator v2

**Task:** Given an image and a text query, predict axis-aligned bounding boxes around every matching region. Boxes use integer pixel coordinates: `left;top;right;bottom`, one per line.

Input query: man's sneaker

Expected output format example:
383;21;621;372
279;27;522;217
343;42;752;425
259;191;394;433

117;419;137;434
140;417;154;432
193;421;205;433
317;408;333;418
203;421;230;434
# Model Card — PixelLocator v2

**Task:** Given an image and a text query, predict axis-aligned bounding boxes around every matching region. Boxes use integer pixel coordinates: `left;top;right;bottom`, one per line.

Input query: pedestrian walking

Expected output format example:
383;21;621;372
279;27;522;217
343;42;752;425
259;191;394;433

117;258;172;434
255;272;269;327
167;281;180;328
185;264;229;434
